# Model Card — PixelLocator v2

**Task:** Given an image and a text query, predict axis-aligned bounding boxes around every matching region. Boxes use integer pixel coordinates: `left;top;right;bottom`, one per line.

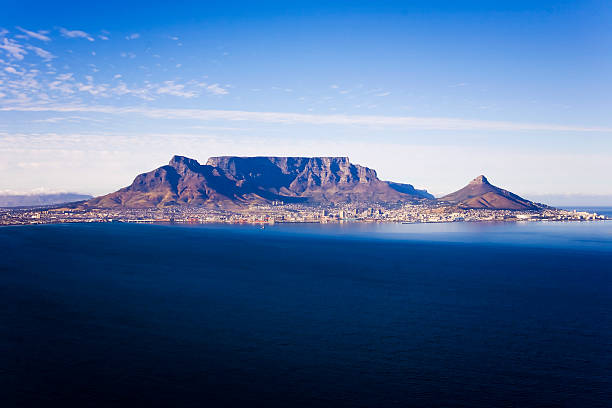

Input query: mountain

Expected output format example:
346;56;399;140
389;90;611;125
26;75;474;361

207;156;433;203
85;155;433;208
439;175;541;210
0;193;92;208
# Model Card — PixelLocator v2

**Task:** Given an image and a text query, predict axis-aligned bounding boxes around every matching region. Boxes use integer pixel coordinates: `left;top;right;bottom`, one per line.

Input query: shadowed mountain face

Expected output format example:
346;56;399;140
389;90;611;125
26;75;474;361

86;156;433;208
440;175;540;210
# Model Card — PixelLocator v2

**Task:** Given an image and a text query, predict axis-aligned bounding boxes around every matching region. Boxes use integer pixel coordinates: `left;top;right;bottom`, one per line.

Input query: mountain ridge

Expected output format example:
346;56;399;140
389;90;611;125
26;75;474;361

84;155;433;208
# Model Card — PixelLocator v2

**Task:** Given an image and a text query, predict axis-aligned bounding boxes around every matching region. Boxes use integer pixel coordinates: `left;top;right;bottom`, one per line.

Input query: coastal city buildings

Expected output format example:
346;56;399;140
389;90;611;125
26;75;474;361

1;202;606;226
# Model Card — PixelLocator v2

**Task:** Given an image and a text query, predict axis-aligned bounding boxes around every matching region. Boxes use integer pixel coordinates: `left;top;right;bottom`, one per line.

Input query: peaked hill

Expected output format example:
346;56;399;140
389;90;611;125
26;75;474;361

85;155;433;208
439;175;541;210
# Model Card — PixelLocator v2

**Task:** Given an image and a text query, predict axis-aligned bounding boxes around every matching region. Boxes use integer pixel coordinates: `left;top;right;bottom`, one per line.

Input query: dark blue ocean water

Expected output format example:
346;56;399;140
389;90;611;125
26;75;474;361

1;222;611;407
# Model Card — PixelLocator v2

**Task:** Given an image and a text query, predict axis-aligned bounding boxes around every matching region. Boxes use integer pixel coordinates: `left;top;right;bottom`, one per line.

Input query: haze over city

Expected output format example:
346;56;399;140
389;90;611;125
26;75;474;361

1;1;611;204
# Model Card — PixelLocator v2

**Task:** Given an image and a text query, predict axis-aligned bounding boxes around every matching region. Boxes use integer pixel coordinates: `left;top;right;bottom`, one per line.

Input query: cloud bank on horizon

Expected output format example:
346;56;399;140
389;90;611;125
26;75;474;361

0;1;611;202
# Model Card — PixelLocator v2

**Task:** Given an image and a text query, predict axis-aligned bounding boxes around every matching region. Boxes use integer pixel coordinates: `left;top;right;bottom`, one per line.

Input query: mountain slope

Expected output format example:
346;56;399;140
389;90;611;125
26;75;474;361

439;175;540;210
85;156;246;208
85;155;433;208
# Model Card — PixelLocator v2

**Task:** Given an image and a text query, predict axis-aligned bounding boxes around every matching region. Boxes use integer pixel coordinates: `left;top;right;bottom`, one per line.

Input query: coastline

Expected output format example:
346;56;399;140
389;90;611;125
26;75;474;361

1;205;609;227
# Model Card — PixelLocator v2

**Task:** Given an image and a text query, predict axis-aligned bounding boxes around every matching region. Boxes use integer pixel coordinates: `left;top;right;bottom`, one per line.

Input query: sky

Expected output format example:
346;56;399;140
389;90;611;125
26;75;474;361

1;0;611;203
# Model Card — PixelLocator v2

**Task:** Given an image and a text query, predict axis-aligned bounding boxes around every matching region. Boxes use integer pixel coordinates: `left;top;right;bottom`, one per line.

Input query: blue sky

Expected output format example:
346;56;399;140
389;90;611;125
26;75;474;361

1;0;611;202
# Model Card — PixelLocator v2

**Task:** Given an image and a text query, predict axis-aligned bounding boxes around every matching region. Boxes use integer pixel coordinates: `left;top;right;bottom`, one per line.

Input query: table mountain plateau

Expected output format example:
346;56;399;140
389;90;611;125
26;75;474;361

84;155;434;208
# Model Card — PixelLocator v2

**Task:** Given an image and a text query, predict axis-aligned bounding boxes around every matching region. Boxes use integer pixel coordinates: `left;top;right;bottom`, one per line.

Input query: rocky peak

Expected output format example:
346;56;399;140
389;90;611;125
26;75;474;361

169;155;203;174
470;175;490;185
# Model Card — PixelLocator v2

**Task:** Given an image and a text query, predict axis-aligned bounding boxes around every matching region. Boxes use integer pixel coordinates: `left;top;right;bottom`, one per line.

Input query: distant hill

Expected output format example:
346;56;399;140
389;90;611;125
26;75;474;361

85;155;433;208
439;175;541;210
0;193;92;208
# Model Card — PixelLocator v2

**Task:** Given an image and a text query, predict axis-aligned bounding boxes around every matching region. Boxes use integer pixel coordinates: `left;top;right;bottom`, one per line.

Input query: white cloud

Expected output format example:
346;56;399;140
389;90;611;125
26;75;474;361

60;28;94;42
26;45;55;61
77;82;108;96
98;35;109;41
4;66;22;75
110;81;155;100
196;82;229;95
125;33;140;40
156;81;197;98
56;73;74;81
376;91;391;97
48;80;74;94
0;38;27;60
4;105;610;133
206;83;228;95
16;27;51;42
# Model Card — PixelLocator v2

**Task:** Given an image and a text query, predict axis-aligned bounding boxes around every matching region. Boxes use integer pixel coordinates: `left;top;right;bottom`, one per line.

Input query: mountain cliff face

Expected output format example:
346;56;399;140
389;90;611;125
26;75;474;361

439;175;540;210
207;156;433;203
85;155;433;208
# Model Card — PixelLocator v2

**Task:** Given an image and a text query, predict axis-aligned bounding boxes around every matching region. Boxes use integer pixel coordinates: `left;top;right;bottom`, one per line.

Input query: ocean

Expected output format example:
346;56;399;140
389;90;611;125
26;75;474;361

1;220;611;407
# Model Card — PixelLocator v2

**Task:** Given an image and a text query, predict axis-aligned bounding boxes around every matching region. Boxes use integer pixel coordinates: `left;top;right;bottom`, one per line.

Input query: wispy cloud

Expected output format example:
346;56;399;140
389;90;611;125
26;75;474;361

203;83;229;95
60;28;94;42
156;81;197;98
0;38;27;60
32;115;106;124
55;73;74;81
3;105;610;132
26;45;55;61
4;66;22;75
125;33;140;40
16;27;51;42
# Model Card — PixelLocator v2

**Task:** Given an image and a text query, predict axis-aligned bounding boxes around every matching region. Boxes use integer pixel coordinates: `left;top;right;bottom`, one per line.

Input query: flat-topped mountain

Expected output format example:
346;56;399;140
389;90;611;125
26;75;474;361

439;175;541;210
85;155;433;208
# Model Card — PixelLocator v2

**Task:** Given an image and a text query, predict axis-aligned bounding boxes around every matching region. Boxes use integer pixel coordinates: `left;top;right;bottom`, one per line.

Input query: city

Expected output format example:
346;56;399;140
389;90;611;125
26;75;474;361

1;201;607;226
